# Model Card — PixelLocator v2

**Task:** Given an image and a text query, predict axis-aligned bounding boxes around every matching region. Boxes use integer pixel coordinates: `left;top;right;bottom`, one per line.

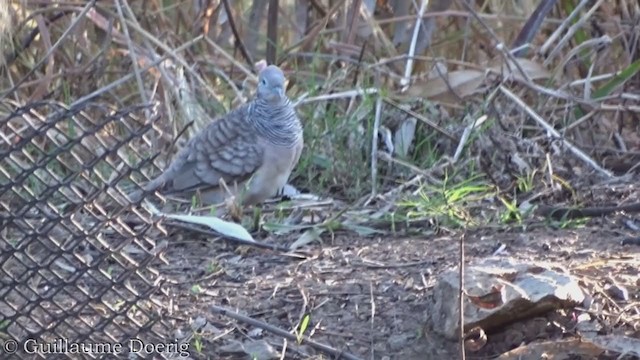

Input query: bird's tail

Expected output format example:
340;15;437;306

127;173;166;204
127;188;144;204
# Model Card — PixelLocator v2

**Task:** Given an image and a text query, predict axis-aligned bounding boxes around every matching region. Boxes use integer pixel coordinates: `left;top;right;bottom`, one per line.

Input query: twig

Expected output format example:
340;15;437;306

400;0;430;90
383;97;457;141
457;0;505;56
510;0;558;57
1;0;96;100
377;151;429;177
351;41;367;87
540;0;589;55
343;0;362;45
294;87;378;106
543;0;603;65
307;0;327;16
377;151;444;188
3;11;68;66
459;231;466;360
266;0;279;64
556;35;612;75
115;0;149;114
370;96;383;198
353;259;432;269
246;0;268;55
535;202;640;220
221;0;254;67
279;338;288;360
355;2;397;57
380;174;423;200
106;6;220;100
70;36;203;108
211;67;246;103
369;281;375;359
499;85;614;178
278;0;343;59
600;103;640;112
210;304;364;360
204;37;257;82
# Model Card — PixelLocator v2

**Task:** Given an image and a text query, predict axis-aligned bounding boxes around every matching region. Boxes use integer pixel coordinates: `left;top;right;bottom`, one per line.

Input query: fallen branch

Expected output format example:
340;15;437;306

535;202;640;220
210;304;364;360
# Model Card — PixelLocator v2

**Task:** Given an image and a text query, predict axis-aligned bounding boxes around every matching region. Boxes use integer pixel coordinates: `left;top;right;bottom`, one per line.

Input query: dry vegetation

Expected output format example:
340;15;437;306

1;0;639;359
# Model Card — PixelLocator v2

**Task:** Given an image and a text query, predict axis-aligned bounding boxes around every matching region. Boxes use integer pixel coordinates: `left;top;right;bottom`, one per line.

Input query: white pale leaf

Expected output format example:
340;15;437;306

394;117;417;157
143;201;254;242
166;213;254;242
379;125;394;154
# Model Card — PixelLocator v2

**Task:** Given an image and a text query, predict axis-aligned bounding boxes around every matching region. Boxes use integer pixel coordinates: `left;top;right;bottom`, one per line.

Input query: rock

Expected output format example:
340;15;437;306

425;258;585;340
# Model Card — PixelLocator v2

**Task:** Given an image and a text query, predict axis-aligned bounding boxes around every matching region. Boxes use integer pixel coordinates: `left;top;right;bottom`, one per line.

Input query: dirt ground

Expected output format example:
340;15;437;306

154;212;640;359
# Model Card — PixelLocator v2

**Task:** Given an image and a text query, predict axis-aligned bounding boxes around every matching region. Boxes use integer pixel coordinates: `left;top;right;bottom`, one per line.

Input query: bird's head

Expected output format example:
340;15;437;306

257;65;286;103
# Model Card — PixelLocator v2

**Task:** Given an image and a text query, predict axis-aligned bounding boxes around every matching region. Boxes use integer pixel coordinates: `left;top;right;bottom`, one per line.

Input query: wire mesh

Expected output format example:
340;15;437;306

0;101;179;359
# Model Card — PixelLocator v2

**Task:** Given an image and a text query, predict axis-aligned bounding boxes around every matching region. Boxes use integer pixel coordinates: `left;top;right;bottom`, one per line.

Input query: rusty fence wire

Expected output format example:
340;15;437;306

0;100;181;359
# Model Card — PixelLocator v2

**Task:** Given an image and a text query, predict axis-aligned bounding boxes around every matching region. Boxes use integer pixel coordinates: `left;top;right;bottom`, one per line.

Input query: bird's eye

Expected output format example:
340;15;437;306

261;79;267;85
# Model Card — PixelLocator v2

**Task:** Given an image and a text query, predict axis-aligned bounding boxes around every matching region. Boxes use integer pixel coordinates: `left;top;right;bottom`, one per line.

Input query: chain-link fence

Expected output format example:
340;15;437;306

0;101;180;359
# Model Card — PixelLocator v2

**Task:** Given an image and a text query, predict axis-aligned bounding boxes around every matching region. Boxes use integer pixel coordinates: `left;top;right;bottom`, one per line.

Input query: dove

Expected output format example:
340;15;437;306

132;65;303;206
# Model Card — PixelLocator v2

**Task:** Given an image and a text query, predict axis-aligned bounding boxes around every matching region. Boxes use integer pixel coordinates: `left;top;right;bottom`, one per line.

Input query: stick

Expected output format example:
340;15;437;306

210;305;364;360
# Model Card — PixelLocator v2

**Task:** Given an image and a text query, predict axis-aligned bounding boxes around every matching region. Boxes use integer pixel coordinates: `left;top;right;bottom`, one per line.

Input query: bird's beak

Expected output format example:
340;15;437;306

275;86;285;97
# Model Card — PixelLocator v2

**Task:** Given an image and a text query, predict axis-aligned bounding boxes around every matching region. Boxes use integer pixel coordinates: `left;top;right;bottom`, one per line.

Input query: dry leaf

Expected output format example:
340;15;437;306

467;285;506;309
490;57;551;83
464;326;488;352
404;70;486;102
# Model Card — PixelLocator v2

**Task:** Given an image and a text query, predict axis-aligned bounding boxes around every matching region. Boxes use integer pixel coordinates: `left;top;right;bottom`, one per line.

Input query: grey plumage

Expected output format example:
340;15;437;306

133;65;303;205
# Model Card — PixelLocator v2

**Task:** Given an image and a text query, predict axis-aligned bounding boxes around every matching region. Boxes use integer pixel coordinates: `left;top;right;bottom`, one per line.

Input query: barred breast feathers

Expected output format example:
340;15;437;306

248;98;302;148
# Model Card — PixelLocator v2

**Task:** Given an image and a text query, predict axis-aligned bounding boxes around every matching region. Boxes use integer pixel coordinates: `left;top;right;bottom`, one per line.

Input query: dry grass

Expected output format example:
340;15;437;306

2;0;638;214
1;0;639;358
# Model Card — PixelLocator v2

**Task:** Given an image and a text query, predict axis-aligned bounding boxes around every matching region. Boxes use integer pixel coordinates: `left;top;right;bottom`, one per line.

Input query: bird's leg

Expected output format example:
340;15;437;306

219;178;244;222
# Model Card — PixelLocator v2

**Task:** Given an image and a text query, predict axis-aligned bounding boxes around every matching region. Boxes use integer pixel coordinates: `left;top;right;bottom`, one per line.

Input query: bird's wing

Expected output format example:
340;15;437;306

145;106;264;193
